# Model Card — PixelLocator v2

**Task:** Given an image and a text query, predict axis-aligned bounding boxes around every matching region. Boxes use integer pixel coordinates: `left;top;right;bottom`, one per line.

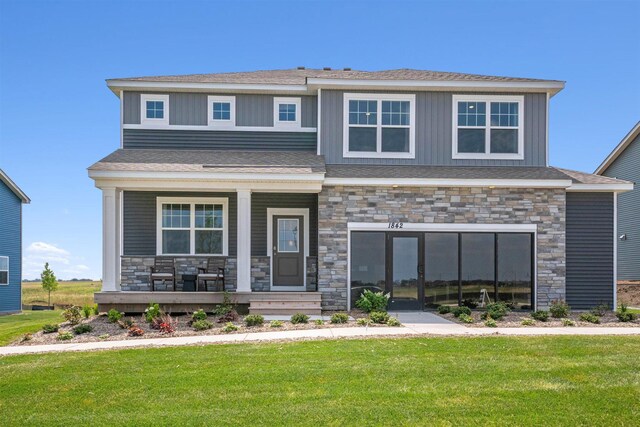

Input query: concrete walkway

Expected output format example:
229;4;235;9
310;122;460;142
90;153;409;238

1;311;639;356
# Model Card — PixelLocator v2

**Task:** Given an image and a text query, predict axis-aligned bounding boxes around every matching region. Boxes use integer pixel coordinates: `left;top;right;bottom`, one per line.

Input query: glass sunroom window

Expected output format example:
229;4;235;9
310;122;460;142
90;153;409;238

160;200;226;255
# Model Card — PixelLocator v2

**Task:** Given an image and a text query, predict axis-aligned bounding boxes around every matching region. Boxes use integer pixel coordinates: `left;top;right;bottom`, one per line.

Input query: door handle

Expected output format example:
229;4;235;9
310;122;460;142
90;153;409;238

273;246;277;253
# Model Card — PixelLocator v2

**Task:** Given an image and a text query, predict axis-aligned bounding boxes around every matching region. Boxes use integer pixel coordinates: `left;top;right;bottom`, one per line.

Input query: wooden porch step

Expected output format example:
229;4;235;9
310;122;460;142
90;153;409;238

250;308;322;315
249;293;322;315
250;302;321;310
249;293;321;302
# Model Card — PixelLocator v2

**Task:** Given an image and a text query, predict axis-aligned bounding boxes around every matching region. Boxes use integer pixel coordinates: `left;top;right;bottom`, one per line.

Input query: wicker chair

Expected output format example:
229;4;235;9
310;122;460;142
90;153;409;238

197;257;226;291
149;257;176;291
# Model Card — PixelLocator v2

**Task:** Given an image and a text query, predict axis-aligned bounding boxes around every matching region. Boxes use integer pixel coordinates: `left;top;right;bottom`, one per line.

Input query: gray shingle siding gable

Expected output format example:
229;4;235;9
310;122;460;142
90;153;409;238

0;180;22;313
601;132;640;280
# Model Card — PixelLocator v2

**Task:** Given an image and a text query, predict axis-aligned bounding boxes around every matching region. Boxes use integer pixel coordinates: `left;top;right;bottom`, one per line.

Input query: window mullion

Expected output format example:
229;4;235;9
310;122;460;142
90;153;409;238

377;100;382;153
190;203;195;255
485;102;491;155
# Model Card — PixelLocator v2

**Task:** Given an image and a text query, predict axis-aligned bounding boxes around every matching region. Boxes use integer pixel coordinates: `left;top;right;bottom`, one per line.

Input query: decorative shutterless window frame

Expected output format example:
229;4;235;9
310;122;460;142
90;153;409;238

140;94;170;126
273;97;301;128
208;95;236;127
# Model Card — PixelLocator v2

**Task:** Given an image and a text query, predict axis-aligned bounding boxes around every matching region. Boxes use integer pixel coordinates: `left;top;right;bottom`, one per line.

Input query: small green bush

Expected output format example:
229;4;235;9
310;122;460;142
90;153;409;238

452;306;472;318
57;331;73;341
21;333;32;342
615;304;636;322
98;334;110;340
355;290;389;313
221;322;238;333
290;313;309;324
213;291;235;317
579;312;600;324
562;318;576;327
458;313;474;324
521;318;535;326
370;311;390;324
107;309;123;323
330;313;349;324
314;319;325;325
93;304;100;316
62;306;82;325
550;300;571;318
192;309;207;322
144;303;161;323
192;319;214;331
484;318;497;327
484;302;510;320
356;317;372;326
244;314;264;327
437;305;452;314
531;310;549;322
73;324;93;335
270;320;284;328
117;318;135;329
42;324;59;334
386;317;401;327
81;304;93;319
590;304;609;317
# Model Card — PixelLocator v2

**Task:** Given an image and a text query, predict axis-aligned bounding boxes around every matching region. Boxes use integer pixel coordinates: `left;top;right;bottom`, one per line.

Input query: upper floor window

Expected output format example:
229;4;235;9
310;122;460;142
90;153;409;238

274;97;301;128
452;95;524;160
141;94;169;126
0;256;8;285
343;93;415;159
208;96;236;127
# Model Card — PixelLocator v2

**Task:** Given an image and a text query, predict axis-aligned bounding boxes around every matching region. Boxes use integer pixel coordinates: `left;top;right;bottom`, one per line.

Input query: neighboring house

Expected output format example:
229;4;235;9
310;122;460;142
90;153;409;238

89;67;633;314
0;169;30;314
595;122;640;282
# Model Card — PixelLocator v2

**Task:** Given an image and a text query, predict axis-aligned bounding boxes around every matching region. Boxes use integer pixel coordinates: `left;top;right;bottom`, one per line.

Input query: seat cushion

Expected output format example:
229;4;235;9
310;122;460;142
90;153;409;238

198;273;222;279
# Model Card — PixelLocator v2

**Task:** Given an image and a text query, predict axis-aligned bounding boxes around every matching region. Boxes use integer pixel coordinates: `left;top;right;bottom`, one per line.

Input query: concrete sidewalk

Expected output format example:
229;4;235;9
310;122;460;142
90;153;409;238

1;311;638;356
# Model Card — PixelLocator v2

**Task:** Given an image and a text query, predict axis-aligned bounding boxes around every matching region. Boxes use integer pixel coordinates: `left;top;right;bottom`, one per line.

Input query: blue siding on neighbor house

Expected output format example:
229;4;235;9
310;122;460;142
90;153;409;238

601;132;640;281
0;180;22;313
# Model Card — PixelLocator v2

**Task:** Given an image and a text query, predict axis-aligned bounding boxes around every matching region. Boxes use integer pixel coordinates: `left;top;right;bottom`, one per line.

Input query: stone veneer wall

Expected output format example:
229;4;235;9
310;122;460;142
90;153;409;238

317;186;566;311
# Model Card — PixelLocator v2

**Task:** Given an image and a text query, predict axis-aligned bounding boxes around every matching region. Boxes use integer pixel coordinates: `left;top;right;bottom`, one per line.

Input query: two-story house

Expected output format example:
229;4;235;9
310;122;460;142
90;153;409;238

90;68;633;314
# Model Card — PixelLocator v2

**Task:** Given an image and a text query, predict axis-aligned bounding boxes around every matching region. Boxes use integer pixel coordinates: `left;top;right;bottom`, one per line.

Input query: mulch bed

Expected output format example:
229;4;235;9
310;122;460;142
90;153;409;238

617;282;640;307
442;310;640;328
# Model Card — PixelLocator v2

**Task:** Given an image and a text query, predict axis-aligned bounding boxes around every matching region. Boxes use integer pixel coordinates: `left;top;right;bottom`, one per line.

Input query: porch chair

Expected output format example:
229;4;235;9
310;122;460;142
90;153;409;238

197;257;226;291
149;257;176;291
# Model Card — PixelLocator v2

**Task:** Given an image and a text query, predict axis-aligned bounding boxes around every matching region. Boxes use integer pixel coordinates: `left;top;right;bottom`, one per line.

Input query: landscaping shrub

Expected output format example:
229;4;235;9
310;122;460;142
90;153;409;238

192;309;207;322
269;320;284;328
314;319;324;325
579;313;600;324
355;290;389;313
213;292;235;316
550;300;571;318
458;313;474;324
437;305;451;315
192;319;214;331
616;304;637;322
484;302;510;320
144;303;161;323
117;318;135;329
484;318;497;327
62;306;82;325
290;313;309;324
386;317;401;327
107;309;123;323
216;309;239;323
42;324;59;334
221;322;238;333
370;311;390;324
330;313;349;324
452;306;472;318
356;317;372;326
93;304;100;316
151;313;175;333
21;333;32;342
461;299;479;309
521;319;535;326
82;304;93;319
128;327;144;337
73;324;93;335
531;310;549;322
590;304;609;317
244;314;264;327
57;331;73;341
562;318;576;327
98;334;110;340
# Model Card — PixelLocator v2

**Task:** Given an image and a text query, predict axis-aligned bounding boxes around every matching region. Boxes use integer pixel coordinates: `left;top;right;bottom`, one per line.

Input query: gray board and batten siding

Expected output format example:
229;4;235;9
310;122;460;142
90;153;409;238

123;92;317;127
565;192;614;309
320;90;547;166
600;132;640;281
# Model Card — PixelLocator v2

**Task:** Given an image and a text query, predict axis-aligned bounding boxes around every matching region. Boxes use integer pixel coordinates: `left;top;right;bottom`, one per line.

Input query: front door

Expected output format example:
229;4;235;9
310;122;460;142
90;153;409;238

272;216;304;287
387;233;423;310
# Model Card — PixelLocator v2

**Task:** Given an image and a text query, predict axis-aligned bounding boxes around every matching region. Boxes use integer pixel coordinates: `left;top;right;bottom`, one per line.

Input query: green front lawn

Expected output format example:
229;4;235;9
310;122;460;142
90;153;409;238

1;336;638;425
0;311;62;346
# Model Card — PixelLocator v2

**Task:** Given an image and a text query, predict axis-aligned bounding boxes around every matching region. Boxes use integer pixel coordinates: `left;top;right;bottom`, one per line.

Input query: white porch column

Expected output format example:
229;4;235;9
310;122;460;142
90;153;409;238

101;187;121;292
236;189;252;292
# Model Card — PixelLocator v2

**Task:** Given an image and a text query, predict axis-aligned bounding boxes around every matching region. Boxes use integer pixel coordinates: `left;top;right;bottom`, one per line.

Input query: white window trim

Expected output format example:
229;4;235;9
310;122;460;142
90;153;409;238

0;256;8;286
452;94;524;160
273;97;302;128
343;93;416;159
208;95;236;128
141;94;169;126
156;197;228;256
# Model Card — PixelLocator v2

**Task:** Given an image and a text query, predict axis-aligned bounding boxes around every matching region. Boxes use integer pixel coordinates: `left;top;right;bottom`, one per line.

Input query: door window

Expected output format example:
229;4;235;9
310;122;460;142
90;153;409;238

278;219;299;253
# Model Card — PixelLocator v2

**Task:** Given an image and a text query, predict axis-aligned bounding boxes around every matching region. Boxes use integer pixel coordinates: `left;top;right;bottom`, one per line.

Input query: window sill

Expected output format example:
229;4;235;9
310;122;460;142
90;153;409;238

343;151;415;159
452;153;524;161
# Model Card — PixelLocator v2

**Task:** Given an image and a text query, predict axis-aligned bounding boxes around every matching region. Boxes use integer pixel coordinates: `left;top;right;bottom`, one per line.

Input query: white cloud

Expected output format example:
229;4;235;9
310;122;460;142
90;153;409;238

22;242;98;280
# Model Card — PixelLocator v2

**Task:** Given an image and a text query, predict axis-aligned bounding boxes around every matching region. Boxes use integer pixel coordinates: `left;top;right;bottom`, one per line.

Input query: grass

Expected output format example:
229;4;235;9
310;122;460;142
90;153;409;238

21;281;100;307
0;311;62;346
1;336;639;425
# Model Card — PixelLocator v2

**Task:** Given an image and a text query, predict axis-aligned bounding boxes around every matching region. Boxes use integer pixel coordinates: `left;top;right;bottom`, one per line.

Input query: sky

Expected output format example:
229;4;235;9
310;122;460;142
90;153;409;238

0;0;638;280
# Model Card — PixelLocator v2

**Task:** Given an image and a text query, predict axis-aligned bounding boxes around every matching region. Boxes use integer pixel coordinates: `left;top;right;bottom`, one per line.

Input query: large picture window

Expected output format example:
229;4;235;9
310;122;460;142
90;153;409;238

157;198;227;255
343;93;415;158
350;232;386;308
453;95;524;160
0;256;8;285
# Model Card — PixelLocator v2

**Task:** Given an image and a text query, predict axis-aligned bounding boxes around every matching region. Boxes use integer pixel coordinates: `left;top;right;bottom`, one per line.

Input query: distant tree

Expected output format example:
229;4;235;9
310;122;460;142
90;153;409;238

40;263;59;307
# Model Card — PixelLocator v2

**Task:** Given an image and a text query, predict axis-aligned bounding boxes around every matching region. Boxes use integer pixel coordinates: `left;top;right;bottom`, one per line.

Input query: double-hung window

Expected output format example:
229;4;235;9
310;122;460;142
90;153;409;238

0;256;8;285
343;93;415;158
141;94;169;126
453;95;524;159
208;96;236;127
157;198;228;256
274;97;301;128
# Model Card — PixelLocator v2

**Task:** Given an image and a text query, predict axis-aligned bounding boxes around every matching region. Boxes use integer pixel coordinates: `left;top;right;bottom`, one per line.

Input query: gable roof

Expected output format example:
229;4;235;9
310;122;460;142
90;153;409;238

595;121;640;175
0;169;30;203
